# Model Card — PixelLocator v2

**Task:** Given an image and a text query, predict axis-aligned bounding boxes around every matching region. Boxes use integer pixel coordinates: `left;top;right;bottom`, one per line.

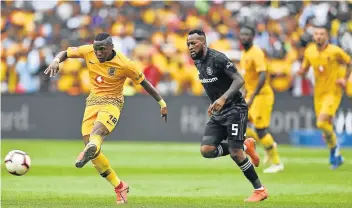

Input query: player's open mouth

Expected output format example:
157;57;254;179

190;51;196;56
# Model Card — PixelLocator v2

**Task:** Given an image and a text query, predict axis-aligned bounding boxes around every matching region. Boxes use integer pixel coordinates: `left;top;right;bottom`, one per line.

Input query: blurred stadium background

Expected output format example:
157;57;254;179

2;0;352;144
1;1;352;207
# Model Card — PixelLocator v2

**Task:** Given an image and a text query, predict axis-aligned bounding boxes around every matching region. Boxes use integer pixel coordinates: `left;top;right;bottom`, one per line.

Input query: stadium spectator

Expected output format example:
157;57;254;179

142;55;162;92
1;0;351;97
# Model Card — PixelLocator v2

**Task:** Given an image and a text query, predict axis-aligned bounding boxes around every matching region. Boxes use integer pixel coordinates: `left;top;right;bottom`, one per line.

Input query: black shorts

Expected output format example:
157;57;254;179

201;106;248;148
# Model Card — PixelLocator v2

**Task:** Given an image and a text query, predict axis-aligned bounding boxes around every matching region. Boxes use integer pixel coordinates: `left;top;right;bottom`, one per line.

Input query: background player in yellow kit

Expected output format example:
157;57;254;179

239;25;284;174
298;25;351;169
44;33;168;204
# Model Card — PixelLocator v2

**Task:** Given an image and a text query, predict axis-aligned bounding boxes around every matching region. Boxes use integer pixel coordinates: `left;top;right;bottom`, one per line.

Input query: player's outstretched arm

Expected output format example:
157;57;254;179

140;79;168;122
44;51;68;77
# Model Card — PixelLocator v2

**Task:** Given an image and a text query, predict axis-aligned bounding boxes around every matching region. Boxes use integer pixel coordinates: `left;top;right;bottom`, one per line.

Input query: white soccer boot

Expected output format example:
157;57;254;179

263;163;284;174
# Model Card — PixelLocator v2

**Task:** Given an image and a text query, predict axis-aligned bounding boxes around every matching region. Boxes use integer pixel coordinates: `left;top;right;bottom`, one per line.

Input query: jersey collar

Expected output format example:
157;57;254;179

200;48;209;63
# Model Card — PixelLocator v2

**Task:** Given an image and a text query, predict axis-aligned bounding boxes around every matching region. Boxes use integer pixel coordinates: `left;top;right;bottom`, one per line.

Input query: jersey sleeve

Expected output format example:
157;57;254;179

253;49;266;72
214;54;238;74
66;45;93;58
336;47;351;64
301;48;310;69
124;57;145;85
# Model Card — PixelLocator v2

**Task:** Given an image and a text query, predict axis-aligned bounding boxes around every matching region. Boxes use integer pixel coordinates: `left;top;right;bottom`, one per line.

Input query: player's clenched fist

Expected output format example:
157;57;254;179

210;96;226;113
207;104;212;117
44;58;60;77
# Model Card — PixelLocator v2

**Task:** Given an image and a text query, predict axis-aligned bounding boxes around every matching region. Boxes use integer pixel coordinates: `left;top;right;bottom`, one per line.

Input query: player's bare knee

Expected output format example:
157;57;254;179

92;122;110;137
316;120;333;134
317;115;333;130
200;145;218;158
318;114;332;122
255;128;269;139
83;135;90;146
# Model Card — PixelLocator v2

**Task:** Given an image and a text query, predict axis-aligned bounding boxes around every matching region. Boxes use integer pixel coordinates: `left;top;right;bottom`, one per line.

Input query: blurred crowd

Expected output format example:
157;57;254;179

1;0;352;97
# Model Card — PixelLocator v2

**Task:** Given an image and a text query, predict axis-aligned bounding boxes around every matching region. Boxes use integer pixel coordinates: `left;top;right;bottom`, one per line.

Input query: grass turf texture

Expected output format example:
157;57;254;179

1;139;352;208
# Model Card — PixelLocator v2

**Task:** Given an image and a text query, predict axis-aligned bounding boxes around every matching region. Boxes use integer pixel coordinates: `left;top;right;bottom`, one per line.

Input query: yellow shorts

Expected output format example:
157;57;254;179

81;104;121;136
314;94;342;117
247;93;274;129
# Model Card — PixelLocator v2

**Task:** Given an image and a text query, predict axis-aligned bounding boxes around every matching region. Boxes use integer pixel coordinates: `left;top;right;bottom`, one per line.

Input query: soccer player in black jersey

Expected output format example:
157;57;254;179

187;29;268;202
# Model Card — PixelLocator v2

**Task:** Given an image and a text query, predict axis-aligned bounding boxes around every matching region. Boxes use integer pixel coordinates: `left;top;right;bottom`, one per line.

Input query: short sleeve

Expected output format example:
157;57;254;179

214;54;238;74
67;45;93;58
301;48;310;69
336;47;351;64
124;58;145;85
253;49;266;72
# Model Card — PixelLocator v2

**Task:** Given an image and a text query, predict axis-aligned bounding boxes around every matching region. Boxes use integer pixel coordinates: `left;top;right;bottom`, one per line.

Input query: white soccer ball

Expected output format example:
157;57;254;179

4;150;31;176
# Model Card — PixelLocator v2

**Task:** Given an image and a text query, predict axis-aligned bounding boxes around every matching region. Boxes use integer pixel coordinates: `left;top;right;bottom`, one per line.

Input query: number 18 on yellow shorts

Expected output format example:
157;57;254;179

81;104;121;136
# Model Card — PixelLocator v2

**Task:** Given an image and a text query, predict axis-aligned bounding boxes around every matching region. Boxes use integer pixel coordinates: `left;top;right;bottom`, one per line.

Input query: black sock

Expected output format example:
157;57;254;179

216;143;230;157
237;157;262;189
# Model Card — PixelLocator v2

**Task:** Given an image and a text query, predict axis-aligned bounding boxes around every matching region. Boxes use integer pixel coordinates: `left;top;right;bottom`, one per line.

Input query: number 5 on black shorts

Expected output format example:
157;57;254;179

227;113;247;141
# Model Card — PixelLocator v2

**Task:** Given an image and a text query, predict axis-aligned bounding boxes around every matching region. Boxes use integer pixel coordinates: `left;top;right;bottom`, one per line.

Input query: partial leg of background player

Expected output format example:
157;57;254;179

247;124;269;166
227;140;268;202
316;114;343;169
256;128;284;174
246;126;260;142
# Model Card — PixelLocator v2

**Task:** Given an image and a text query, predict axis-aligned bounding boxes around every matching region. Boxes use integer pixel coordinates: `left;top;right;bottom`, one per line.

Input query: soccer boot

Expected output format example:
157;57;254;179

331;155;344;170
75;143;97;168
244;138;260;167
263;163;284;174
245;186;268;202
330;145;344;170
115;181;130;204
329;145;337;165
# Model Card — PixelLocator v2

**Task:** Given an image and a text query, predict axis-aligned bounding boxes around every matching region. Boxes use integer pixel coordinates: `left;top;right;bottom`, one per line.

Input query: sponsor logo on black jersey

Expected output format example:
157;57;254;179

200;77;218;83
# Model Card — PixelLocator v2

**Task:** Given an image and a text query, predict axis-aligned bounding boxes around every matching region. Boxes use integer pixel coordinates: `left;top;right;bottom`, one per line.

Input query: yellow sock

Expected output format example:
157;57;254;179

88;134;103;154
260;133;281;165
92;152;121;188
317;121;336;149
246;127;260;143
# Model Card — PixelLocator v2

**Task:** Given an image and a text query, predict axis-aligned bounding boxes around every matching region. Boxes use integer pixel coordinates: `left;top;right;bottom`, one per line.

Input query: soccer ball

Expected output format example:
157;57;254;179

4;150;31;176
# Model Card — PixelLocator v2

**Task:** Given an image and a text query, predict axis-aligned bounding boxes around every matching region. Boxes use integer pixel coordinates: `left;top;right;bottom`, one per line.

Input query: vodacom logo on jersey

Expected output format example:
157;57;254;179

200;77;218;83
96;76;104;83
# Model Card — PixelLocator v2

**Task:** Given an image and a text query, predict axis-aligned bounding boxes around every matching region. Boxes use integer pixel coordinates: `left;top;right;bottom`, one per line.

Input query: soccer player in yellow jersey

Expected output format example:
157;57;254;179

239;26;284;174
44;33;168;204
298;26;351;169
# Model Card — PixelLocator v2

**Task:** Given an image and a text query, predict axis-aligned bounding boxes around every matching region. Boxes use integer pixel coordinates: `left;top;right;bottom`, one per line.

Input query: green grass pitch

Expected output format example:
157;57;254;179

1;139;352;208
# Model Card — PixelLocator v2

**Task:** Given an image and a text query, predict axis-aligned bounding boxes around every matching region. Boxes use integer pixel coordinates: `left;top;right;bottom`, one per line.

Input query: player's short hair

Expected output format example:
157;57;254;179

188;29;206;37
314;24;329;32
94;33;111;41
241;25;256;36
